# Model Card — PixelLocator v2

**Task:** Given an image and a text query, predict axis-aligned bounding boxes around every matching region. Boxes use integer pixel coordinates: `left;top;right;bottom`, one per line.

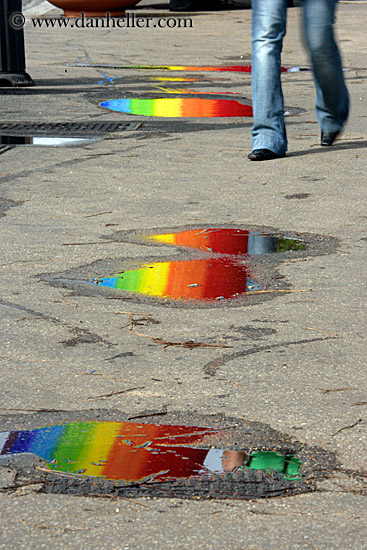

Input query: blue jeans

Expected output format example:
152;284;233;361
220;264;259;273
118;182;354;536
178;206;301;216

251;0;349;154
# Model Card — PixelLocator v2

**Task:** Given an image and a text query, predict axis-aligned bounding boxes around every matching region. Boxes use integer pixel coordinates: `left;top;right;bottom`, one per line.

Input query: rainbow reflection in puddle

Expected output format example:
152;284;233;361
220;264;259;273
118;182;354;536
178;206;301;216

79;63;307;73
151;87;241;96
91;228;305;302
0;421;302;483
144;64;254;73
135;64;254;72
100;97;253;117
147;228;306;255
150;77;201;82
93;258;261;301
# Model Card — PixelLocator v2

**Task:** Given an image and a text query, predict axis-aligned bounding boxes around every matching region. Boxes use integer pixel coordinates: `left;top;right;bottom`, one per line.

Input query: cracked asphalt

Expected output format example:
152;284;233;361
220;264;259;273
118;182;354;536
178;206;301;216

0;1;366;548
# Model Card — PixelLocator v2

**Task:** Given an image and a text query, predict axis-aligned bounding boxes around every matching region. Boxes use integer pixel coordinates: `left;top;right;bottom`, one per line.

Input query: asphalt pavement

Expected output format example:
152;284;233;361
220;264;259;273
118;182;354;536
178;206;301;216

0;1;366;548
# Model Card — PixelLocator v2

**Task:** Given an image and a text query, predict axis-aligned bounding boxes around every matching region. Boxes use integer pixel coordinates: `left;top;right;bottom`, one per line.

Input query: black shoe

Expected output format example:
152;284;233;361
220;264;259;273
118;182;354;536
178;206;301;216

320;130;340;146
248;148;285;161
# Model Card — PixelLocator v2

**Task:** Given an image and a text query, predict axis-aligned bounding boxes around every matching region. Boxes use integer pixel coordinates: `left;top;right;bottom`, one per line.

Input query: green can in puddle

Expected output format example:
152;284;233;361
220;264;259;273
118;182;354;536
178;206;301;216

243;451;302;481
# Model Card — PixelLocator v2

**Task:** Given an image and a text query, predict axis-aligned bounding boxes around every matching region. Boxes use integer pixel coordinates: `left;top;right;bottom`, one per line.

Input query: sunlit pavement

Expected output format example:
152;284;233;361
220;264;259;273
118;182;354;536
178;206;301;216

0;1;366;548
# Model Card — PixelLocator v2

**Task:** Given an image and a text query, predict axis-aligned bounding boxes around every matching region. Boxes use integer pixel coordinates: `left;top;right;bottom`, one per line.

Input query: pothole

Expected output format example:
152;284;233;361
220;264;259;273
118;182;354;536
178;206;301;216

39;224;337;308
93;257;261;301
0;422;302;484
0;411;338;500
100;97;253;117
123;64;256;73
92;229;306;302
71;62;311;73
145;228;306;254
150;76;203;82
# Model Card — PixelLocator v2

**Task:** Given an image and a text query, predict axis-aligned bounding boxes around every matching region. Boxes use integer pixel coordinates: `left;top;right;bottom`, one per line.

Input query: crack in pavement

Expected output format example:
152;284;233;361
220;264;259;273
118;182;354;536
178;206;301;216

0;144;144;187
0;299;114;348
203;336;335;376
0;198;24;218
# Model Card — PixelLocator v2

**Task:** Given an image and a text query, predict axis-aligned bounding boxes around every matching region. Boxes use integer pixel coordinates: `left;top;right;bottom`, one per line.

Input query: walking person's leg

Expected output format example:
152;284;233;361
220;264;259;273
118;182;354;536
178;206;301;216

249;0;288;160
302;0;349;145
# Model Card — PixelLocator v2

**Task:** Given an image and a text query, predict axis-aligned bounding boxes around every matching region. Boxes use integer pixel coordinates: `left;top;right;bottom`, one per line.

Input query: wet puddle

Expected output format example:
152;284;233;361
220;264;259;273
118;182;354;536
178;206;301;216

0;136;99;146
73;62;310;73
127;64;254;73
0;421;302;484
100;97;253;117
150;77;202;82
93;258;261;301
91;228;305;303
147;228;306;255
151;87;241;96
40;224;330;309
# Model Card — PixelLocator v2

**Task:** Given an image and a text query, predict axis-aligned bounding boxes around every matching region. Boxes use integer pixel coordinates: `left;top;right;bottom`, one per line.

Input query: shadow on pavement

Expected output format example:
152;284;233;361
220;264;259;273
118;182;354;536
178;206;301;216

289;140;367;157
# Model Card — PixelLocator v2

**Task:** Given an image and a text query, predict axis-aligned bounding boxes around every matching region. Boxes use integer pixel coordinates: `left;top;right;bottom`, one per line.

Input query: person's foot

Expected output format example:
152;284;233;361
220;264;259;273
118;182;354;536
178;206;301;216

320;130;341;147
248;149;285;161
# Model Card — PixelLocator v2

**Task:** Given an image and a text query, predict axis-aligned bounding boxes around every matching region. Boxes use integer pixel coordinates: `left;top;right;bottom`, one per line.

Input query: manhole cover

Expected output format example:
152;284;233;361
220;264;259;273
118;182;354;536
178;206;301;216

0;121;141;137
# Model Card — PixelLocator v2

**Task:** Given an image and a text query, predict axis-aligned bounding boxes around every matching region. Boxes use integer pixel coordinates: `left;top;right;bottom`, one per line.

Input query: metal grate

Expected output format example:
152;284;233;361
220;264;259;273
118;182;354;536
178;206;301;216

0;121;141;137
